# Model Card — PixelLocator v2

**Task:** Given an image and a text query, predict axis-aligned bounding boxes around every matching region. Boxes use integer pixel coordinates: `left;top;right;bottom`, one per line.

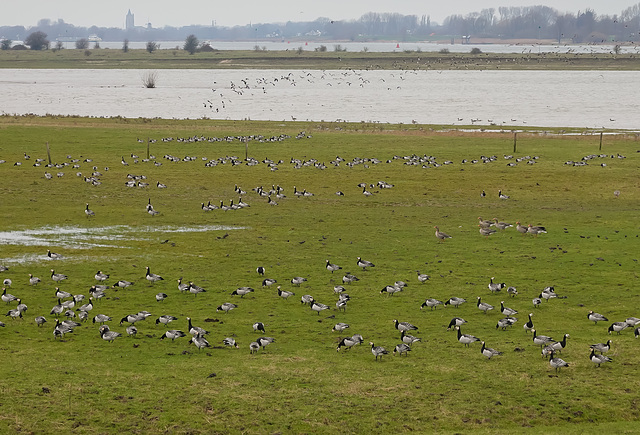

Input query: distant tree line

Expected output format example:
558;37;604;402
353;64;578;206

2;4;640;50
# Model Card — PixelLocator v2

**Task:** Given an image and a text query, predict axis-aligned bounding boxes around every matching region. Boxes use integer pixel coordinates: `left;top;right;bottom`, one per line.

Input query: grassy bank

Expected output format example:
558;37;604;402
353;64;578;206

1;48;640;70
0;116;639;433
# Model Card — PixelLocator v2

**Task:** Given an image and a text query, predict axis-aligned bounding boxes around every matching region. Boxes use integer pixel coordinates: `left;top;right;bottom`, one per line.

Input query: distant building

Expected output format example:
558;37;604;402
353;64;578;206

125;10;134;30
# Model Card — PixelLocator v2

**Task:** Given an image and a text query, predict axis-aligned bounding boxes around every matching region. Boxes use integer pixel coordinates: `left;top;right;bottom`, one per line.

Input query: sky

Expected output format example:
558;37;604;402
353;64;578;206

0;1;636;28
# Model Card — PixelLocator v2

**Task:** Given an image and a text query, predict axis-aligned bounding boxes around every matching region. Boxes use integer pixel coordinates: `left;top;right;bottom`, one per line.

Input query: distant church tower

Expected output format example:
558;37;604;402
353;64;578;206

125;9;135;30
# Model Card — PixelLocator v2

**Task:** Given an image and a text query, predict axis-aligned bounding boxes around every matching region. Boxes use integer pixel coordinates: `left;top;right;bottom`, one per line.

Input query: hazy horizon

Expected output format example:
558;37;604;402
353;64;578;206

0;1;636;29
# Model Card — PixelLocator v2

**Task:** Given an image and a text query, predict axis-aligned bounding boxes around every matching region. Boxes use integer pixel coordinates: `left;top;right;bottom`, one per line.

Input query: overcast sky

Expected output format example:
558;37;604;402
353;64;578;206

1;1;636;28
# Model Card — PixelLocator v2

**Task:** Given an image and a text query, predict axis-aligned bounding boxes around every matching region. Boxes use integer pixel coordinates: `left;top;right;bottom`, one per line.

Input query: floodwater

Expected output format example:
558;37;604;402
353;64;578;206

0;224;244;263
1;69;638;129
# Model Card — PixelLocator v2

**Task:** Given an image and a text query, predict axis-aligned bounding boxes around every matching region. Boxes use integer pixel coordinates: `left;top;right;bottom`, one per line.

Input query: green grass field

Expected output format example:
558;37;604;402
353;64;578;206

0;117;639;433
1;48;639;70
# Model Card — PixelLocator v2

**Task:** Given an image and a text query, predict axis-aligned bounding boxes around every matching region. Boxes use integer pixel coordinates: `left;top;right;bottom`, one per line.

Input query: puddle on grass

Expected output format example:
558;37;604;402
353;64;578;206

0;224;244;264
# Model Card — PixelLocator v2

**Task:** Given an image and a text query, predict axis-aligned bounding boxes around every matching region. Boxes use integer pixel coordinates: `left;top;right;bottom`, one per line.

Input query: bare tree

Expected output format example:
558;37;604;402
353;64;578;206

146;41;159;53
122;39;129;53
75;38;89;49
142;71;158;88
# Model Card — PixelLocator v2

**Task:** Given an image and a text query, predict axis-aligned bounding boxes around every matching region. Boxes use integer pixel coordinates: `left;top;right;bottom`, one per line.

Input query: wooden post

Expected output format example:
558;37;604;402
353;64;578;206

245;137;248;161
147;138;150;159
513;132;517;153
46;141;51;165
599;132;603;151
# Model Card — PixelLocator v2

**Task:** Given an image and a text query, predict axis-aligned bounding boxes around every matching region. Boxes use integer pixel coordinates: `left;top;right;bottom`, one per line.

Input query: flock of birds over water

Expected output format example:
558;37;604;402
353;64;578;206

0;133;633;373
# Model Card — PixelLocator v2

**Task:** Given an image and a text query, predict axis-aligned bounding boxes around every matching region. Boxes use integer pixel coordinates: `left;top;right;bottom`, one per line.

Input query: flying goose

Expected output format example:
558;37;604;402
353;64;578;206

549;350;569;373
216;303;237;313
310;301;329;315
99;325;122;343
480;341;503;359
160;330;187;341
608;322;628;335
421;298;443;310
500;301;518;316
477;297;494;314
447;317;467;330
394;319;418;332
532;329;554;347
523;313;534;333
370;342;389;361
456;326;480;347
444;297;466;308
356;257;375;270
393;343;412;356
589;348;612;367
223;337;239;348
50;270;68;282
587;311;608;324
326;260;342;273
434;226;452;242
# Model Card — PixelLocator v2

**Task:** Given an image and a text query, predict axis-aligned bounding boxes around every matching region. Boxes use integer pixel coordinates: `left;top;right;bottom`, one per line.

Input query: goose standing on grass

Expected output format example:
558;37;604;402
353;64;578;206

589;348;612;367
113;280;133;289
515;222;528;235
85;203;95;217
550;334;569;352
332;323;349;332
257;336;275;350
477;297;494;314
223;337;239;348
488;277;505;293
336;336;359;351
400;330;421;346
262;278;277;287
310;301;329;315
496;317;517;330
420;298;442;310
145;267;163;284
326;260;342;273
444;297;466;308
191;334;210;351
231;287;254;298
625;317;640;327
216;303;237;314
291;277;307;286
356;257;375;270
94;271;109;282
53;319;74;339
393;319;418;332
2;278;11;287
479;225;497;237
5;308;22;320
99;325;122;343
447;317;467;330
588;311;608;325
500;301;518;317
434;226;452;242
342;273;359;284
55;288;72;299
493;218;513;230
590;340;612;354
549;350;569;373
160;330;186;341
608;322;628;335
249;341;260;354
187;317;209;337
417;272;430;283
188;282;206;296
498;190;510;200
126;325;137;337
277;286;295;300
524;313;534;333
393;343;412;356
29;274;41;286
532;297;542;308
35;316;47;327
507;286;518;297
478;217;494;228
155;292;168;302
253;322;266;333
480;341;503;359
256;266;266;276
456;326;480;347
528;224;547;236
50;299;64;316
300;294;314;305
370;342;389;361
51;270;68;282
532;329;554;348
92;314;112;325
1;288;18;304
156;315;178;326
